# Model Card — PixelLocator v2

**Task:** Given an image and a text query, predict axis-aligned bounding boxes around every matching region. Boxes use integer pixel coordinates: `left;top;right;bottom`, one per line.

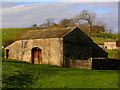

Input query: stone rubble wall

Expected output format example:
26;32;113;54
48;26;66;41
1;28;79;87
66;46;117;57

67;58;120;70
65;58;92;69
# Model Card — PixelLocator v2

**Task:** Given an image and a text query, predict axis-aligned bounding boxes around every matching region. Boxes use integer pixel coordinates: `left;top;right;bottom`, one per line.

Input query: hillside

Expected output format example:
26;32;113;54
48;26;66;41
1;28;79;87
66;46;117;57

2;28;25;40
2;58;119;88
2;28;29;47
90;33;119;45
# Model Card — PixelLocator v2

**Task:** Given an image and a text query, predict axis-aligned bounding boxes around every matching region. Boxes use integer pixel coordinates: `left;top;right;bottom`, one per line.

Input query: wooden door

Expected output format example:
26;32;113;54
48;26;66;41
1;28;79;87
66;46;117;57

32;48;42;64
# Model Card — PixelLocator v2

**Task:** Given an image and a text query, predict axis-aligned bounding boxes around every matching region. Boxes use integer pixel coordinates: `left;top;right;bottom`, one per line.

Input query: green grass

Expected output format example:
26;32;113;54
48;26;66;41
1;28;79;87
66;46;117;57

91;37;108;45
90;32;119;45
2;28;25;40
1;28;29;46
93;32;119;39
2;58;119;88
90;33;119;45
106;50;119;58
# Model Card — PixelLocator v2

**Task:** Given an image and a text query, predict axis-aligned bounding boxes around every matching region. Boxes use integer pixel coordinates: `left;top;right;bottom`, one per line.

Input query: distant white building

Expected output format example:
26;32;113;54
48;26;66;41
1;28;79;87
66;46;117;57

104;39;120;50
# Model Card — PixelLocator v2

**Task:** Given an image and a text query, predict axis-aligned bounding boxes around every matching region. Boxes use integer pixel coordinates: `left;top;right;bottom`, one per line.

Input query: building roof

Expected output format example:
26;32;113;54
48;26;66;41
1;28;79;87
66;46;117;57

19;28;75;40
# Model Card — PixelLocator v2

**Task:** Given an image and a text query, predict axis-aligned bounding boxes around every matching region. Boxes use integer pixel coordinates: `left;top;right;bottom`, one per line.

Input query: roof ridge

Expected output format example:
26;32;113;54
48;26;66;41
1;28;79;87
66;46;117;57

28;28;70;32
27;27;77;32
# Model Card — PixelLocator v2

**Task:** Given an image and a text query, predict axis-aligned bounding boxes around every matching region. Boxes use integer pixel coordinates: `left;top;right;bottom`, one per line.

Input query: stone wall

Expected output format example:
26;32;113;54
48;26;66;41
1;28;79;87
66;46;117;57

92;58;120;70
63;58;92;69
64;58;120;70
70;58;92;69
5;38;63;66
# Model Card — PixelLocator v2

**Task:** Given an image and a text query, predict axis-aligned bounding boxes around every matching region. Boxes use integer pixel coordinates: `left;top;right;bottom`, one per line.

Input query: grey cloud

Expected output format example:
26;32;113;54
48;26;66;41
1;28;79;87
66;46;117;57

2;3;79;27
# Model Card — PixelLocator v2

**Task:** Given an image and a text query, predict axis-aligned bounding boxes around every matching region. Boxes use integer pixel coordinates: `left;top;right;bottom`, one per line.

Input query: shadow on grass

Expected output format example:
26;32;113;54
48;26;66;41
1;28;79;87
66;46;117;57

2;71;35;88
2;61;60;88
47;65;119;75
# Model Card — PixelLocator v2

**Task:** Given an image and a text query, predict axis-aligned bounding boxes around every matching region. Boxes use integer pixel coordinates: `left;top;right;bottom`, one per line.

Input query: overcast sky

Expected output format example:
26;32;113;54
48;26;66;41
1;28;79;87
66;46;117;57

1;0;119;33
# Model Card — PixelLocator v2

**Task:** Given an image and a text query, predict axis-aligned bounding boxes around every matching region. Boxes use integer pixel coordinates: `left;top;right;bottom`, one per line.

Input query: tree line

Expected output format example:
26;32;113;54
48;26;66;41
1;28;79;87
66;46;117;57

31;10;112;35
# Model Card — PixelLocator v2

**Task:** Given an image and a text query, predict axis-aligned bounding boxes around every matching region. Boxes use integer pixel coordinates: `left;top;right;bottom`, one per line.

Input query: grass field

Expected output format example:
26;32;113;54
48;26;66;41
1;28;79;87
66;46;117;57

2;28;25;40
106;50;119;59
2;58;119;88
91;37;108;45
1;28;30;47
91;33;119;45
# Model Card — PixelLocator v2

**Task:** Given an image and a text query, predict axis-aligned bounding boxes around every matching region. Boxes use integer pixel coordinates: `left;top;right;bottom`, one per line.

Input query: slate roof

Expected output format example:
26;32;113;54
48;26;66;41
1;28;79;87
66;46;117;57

19;28;74;40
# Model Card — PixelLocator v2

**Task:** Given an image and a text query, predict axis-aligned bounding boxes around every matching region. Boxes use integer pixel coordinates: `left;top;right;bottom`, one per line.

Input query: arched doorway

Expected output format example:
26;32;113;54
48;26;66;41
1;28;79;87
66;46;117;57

31;47;42;64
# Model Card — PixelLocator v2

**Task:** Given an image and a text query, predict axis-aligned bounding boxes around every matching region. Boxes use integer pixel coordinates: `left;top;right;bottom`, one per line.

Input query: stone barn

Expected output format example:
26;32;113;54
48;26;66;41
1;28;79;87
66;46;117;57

4;27;108;69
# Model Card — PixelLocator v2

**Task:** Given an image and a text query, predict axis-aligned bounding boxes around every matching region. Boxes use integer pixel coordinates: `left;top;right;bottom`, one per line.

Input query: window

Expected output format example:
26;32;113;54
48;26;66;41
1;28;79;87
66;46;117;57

22;41;27;48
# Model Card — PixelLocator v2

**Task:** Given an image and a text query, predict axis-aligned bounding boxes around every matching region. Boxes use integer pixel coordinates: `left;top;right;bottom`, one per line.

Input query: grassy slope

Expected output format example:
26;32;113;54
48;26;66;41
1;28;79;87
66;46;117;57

91;37;108;45
2;28;25;40
106;50;119;58
2;58;119;88
91;33;119;45
1;28;27;46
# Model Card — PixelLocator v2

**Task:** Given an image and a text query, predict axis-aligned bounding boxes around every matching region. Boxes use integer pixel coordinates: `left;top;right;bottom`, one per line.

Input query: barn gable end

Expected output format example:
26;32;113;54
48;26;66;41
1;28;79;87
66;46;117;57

63;27;108;60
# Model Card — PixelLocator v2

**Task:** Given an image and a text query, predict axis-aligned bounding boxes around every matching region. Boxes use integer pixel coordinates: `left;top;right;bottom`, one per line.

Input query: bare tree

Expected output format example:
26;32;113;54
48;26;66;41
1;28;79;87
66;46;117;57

39;18;55;28
46;18;55;27
75;10;96;35
59;18;75;28
95;21;107;33
106;28;113;33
